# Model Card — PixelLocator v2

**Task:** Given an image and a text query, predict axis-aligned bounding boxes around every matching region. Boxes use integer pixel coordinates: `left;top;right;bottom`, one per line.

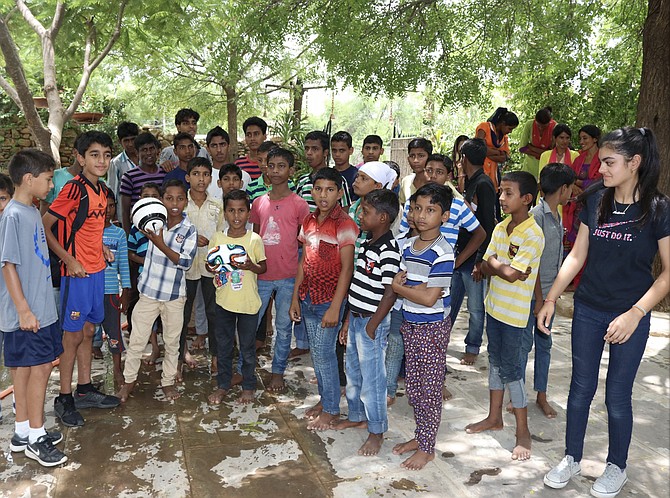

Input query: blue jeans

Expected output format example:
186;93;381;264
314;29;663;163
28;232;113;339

301;293;344;415
386;309;404;397
566;299;650;469
449;259;487;354
345;314;391;434
486;313;527;408
93;324;103;348
258;278;296;375
519;299;554;393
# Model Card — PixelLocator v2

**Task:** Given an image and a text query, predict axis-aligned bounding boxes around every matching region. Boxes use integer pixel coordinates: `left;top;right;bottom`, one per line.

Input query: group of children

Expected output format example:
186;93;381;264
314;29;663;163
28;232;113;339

1;110;667;498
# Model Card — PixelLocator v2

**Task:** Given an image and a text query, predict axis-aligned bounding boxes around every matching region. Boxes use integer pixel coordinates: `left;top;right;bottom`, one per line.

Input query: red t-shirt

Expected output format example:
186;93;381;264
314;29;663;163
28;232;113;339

48;174;107;275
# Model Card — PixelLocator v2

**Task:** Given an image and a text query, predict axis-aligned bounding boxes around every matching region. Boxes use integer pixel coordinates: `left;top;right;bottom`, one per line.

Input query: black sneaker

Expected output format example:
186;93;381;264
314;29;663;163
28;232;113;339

25;435;67;467
10;430;63;452
74;386;121;409
54;396;85;427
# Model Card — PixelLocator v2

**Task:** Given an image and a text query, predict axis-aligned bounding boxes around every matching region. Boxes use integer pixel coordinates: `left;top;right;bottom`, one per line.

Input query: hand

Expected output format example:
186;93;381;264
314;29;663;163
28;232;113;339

471;262;484;282
321;306;340;328
119;289;129;314
160;160;176;172
604;309;641;344
392;271;407;291
18;309;39;332
289;299;301;323
66;258;87;278
232;259;255;272
197;235;209;247
536;302;555;335
142;228;164;246
365;320;376;340
103;244;115;263
518;266;532;282
338;320;349;345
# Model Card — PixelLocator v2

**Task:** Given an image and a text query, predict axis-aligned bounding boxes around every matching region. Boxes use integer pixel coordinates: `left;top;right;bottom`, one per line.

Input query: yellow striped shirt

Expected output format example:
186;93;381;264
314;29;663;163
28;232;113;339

484;215;545;327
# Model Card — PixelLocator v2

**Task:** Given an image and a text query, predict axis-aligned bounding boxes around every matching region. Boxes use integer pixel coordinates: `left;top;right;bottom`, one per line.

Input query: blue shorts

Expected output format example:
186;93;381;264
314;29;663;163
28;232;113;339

2;322;63;367
60;270;105;332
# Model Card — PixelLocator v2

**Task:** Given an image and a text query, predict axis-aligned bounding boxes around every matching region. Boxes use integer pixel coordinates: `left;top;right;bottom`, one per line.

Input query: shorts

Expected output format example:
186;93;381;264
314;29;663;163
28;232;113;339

60;270;105;332
102;294;125;354
2;322;63;367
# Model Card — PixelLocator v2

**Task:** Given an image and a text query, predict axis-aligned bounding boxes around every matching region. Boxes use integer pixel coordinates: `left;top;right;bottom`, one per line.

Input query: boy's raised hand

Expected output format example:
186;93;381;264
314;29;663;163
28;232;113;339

142;228;164;246
391;270;407;291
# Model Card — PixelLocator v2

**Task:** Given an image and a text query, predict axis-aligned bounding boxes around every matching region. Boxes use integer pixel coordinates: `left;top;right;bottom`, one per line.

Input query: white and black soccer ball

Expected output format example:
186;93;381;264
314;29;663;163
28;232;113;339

131;197;167;234
206;244;247;274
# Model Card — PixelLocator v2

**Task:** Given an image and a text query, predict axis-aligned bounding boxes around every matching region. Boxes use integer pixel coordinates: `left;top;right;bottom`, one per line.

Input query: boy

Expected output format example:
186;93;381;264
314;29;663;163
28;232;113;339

101;190;131;386
0;172;13;215
118;180;198;402
361;135;384;164
250;148;310;391
180;157;224;374
289;168;358;431
163;133;197;187
333;189;401;456
296;130;352;212
519;163;575;418
391;183;454;470
246;140;283;202
108;121;140;220
465;171;544;462
1;149;65;466
399;138;432;205
206;126;251;200
331;131;358;200
159;108;210;171
235;116;268;180
43;131;121;428
207;190;267;405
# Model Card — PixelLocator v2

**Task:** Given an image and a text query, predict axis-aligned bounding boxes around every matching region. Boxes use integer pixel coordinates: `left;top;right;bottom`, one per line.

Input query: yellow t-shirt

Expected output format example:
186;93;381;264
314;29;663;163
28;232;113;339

208;230;266;314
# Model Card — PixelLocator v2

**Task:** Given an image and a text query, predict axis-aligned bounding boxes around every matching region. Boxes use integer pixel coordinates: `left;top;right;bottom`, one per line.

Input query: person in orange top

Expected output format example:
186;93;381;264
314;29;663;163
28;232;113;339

475;108;519;193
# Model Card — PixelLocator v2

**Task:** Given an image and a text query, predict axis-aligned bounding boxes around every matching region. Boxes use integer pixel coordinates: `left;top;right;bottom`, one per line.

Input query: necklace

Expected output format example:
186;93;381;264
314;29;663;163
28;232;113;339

612;200;632;216
419;235;439;242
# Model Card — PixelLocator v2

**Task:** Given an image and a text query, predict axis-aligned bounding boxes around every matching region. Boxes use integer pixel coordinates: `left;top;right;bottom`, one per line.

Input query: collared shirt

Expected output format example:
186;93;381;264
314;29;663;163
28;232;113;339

138;214;198;301
185;193;224;279
484;215;544;328
295;169;352;213
530;198;563;298
298;205;358;304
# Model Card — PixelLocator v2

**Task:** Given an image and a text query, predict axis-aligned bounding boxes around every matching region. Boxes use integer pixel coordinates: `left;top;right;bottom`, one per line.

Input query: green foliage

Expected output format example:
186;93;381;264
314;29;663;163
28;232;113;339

271;109;309;176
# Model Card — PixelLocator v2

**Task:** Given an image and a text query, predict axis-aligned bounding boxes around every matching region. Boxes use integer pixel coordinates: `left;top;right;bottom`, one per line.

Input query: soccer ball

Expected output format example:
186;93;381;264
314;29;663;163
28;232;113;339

206;244;247;274
131;197;167;234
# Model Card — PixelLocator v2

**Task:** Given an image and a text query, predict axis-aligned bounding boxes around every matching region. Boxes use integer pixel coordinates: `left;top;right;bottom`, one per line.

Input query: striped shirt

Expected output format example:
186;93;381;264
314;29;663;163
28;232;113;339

246;176;296;202
400;235;454;323
295;169;353;213
128;225;148;274
484;215;544;327
398;196;480;250
119;167;167;210
138;214;198;301
235;156;262;180
103;224;131;294
348;231;400;314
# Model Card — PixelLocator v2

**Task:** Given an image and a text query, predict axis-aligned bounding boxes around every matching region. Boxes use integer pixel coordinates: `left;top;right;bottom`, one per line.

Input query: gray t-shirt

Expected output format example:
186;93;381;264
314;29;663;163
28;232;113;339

0;199;58;332
530;198;564;298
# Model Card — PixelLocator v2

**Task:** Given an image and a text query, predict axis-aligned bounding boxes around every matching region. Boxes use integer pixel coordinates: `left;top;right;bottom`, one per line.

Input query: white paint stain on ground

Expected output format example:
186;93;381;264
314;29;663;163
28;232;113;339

199;419;222;434
156;413;177;434
130;455;188;496
111;450;134;462
121;416;133;429
222;404;278;442
211;440;302;488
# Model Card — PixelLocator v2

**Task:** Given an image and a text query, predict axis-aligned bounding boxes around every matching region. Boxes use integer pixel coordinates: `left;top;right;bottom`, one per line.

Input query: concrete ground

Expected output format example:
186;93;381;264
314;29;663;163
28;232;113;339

0;293;668;497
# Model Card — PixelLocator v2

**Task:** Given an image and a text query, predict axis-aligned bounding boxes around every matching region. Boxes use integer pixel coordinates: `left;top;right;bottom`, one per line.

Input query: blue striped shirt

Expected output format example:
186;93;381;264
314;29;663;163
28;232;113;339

103;224;131;294
128;225;148;274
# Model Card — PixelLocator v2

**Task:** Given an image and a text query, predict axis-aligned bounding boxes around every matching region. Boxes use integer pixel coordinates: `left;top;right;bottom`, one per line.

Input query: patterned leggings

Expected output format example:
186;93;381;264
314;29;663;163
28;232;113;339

401;317;451;454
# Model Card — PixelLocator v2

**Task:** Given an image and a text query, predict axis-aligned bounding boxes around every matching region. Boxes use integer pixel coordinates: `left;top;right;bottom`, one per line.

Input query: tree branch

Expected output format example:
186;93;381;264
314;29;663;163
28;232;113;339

0;73;20;106
15;0;46;37
49;1;66;39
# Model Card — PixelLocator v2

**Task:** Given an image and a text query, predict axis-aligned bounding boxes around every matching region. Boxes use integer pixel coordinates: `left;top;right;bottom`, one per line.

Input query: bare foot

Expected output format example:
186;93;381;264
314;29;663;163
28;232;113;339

143;349;159;366
536;393;557;418
210;357;218;375
512;428;532;460
308;376;318;384
255;339;264;351
387;396;396;407
161;385;181;400
208;388;228;404
442;386;453;401
175;362;184;383
305;401;323;419
288;347;310;358
465;416;504;434
231;372;243;387
266;373;285;392
401;449;434;470
117;381;136;403
330;418;366;430
460;352;478;365
358;433;383;456
184;351;198;369
307;411;339;431
191;335;206;350
506;401;514;413
114;373;125;388
237;389;255;405
392;439;418;455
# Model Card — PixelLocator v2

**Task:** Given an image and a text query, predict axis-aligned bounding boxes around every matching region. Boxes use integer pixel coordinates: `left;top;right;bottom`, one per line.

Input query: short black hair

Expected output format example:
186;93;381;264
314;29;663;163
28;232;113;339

385;160;400;179
460;138;487;167
539;163;576;195
305;131;330;152
173;132;197;147
579;124;601;142
363;188;400;224
426;153;454;175
8;149;56;186
267;147;294;168
219;163;242;181
134;132;160;151
535;107;553;125
187;156;212;174
175;108;199;126
331;131;353;148
76;130;113;155
242;116;268;134
140;182;161;195
410;182;453;215
224;188;250;210
206;126;230;145
258;140;278;154
501;171;538;201
107;188;117;203
552;123;572;138
407;137;433;155
313;167;343;191
161;178;188;197
363;135;383;147
117;122;140;140
0;172;15;196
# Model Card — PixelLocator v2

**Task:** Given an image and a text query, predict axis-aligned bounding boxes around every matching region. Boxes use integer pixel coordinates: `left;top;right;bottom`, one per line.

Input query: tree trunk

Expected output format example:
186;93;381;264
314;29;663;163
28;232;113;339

225;85;238;160
636;0;670;310
292;78;304;129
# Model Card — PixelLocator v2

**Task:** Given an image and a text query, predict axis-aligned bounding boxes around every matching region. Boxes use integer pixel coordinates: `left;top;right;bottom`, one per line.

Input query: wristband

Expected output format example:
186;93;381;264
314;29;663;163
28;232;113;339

544;299;556;305
632;304;647;316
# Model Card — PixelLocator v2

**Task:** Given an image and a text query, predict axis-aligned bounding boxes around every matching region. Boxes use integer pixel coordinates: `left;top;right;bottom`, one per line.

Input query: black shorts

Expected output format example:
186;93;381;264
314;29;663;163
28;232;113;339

2;321;63;367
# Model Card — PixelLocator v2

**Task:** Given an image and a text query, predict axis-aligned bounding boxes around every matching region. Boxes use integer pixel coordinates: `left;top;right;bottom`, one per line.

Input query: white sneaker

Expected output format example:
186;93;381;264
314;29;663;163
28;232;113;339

544;455;581;489
590;462;628;498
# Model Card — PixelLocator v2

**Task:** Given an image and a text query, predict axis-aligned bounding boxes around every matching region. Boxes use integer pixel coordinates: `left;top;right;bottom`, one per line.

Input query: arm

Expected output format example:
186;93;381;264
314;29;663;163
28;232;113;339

391;272;444;307
481;255;529;283
233;257;267;275
42;212;87;278
365;284;397;339
454;225;485;269
1;264;39;332
289;252;306;322
322;244;355;328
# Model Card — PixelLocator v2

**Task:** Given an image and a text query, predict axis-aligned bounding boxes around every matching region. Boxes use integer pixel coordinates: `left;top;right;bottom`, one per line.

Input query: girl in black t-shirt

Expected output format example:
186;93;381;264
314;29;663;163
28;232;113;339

537;127;670;498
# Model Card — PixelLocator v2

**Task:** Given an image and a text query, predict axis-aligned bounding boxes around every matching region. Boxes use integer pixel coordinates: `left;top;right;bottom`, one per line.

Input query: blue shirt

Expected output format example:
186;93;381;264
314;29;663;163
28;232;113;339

103;224;131;294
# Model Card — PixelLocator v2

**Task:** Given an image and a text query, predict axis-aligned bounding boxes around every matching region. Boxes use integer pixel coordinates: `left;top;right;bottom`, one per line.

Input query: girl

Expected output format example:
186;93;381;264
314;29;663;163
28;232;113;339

539;127;669;498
